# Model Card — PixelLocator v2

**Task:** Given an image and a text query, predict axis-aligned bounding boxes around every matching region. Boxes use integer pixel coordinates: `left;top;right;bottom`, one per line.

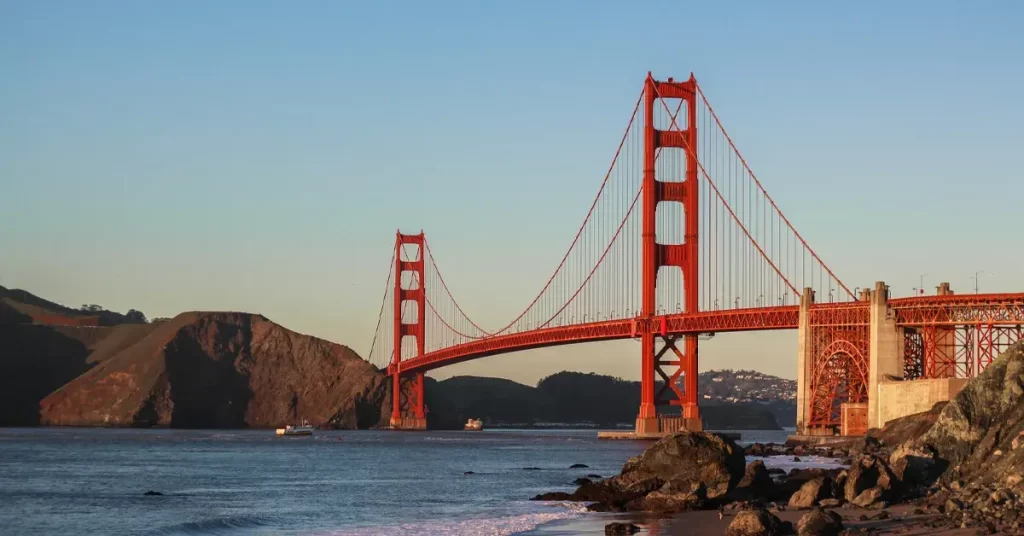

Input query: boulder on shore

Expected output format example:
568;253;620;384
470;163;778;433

730;460;779;501
610;430;745;500
844;455;899;507
796;507;843;536
532;431;744;512
788;476;833;509
726;507;785;536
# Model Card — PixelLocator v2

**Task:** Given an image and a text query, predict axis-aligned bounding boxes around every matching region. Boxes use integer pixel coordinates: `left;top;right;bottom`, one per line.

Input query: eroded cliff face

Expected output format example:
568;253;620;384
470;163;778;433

39;312;390;429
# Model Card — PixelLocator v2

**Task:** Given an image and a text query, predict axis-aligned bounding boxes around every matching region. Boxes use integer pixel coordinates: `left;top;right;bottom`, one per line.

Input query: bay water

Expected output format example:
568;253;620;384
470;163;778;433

0;428;797;535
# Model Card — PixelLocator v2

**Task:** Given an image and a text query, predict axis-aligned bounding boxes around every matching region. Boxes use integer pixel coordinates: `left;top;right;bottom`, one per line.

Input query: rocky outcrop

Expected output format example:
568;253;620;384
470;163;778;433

531;431;745;512
612;431;745;500
39;312;389;429
903;343;1024;488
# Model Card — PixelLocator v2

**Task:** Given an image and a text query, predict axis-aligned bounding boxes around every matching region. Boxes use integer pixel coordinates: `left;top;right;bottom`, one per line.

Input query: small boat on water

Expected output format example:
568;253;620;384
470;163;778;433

276;420;315;437
464;418;483;431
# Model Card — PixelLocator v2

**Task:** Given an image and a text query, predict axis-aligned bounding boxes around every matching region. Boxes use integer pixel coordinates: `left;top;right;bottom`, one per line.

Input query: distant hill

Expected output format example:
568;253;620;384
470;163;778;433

0;284;145;326
698;369;797;427
426;370;792;430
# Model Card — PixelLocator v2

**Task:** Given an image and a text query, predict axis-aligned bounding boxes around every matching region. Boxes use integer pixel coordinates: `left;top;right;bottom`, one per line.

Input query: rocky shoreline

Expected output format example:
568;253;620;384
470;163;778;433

530;342;1024;535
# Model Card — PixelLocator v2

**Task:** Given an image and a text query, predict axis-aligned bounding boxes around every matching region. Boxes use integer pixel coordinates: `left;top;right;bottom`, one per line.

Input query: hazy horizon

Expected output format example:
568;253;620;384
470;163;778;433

3;2;1022;385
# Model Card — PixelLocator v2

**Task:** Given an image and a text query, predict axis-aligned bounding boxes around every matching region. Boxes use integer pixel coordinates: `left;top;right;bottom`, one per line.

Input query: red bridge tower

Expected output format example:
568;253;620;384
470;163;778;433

390;231;427;430
636;73;702;435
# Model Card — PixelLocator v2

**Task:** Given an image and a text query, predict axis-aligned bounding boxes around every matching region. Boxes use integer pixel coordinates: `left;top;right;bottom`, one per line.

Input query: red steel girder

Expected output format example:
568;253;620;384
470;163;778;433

809;302;869;327
891;293;1024;326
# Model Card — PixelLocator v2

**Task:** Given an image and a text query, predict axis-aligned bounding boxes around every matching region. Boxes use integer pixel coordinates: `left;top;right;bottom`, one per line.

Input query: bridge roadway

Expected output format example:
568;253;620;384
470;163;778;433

387;292;1024;375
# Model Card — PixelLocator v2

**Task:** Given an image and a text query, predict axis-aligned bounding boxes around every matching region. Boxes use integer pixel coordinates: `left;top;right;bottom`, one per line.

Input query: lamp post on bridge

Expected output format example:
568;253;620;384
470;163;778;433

734;297;740;308
756;294;763;307
828;288;835;303
972;271;985;294
919;274;928;295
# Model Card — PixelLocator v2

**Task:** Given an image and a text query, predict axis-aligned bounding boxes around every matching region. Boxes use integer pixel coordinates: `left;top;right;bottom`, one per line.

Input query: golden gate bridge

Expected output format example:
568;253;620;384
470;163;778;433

366;73;1024;437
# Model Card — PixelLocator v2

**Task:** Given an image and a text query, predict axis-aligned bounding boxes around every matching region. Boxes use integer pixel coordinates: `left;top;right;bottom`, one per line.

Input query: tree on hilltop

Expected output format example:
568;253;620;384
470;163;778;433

125;309;147;323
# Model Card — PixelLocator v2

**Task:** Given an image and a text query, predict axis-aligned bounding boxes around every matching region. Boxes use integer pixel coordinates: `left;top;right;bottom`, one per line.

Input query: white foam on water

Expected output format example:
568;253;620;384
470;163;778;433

751;454;848;472
319;502;589;536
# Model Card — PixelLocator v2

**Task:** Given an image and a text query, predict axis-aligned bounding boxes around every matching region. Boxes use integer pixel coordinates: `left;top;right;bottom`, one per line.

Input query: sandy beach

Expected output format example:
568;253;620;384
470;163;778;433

527;503;980;535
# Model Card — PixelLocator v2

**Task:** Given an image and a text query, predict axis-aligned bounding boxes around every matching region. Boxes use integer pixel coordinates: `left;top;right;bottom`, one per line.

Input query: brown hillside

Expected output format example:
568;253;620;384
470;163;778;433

39;312;390;429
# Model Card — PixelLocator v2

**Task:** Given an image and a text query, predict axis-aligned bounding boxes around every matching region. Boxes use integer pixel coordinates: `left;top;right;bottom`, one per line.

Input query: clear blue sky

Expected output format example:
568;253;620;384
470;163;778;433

2;1;1022;382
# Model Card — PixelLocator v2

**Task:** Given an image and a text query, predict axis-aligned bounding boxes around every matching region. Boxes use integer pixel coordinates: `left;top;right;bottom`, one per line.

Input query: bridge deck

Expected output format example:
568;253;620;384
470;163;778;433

388;294;1024;375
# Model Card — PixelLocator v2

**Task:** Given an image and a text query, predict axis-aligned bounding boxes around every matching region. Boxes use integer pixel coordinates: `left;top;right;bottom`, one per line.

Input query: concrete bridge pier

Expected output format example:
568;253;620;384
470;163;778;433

795;287;814;434
867;281;903;430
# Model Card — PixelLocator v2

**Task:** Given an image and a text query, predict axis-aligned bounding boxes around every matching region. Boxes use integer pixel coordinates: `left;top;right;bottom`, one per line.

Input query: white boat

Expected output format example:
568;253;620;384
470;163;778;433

276;420;315;436
464;418;483;431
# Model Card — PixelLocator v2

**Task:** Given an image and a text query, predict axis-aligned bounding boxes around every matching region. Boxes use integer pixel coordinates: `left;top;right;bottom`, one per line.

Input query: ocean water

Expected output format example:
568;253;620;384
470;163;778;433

0;428;794;535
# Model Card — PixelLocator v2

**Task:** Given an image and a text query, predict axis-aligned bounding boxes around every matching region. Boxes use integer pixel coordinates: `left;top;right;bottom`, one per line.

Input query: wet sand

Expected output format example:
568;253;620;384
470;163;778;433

527;503;978;535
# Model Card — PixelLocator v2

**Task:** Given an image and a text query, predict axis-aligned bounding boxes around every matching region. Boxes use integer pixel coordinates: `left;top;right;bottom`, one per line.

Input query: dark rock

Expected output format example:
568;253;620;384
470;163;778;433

609;431;745;501
523;467;542;471
797;508;844;536
851;436;883;456
780;468;842;498
143;490;163;496
888;443;940;489
463;471;475;475
530;491;574;501
850;486;885;508
733;460;779;501
747;443;769;457
641;481;708;513
874;510;890;520
794;457;802;462
789;477;833;509
726;507;785;536
604;522;640;535
587;474;603;479
767;468;786;476
844;455;900;506
573;478;593;486
570;463;589;469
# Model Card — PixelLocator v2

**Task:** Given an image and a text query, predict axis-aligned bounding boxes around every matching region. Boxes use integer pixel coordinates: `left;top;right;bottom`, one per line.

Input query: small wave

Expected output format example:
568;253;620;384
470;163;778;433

320;503;588;536
150;514;273;534
751;454;848;471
